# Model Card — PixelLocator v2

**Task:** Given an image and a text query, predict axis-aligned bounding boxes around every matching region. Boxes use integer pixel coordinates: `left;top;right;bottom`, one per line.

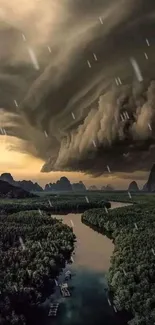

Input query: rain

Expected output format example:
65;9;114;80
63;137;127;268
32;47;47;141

47;46;51;53
87;60;91;68
92;140;96;147
105;206;108;214
107;165;111;173
146;38;150;47
99;17;103;24
151;248;155;256
48;200;53;207
144;52;148;60
134;223;138;230
117;77;122;85
115;78;119;86
19;237;26;251
71;112;75;120
38;209;42;216
120;114;125;122
93;53;98;61
0;128;6;135
22;34;26;42
14;100;18;107
70;220;74;227
27;47;40;70
107;298;111;306
130;57;143;82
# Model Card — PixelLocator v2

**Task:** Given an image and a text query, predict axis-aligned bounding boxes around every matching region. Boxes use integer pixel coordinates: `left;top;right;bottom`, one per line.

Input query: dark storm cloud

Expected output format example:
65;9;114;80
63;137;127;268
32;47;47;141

1;0;155;175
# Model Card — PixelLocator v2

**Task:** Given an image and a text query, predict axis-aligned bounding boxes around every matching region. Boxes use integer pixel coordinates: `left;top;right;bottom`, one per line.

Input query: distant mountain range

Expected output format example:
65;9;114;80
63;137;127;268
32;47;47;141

128;181;139;192
2;164;155;193
45;177;86;192
0;173;43;192
0;179;36;199
143;164;155;192
0;173;87;192
128;164;155;192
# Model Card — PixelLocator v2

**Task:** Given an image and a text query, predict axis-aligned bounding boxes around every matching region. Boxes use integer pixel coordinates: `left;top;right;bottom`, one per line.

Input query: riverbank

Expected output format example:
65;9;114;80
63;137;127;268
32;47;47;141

0;197;111;215
82;202;155;325
0;210;76;325
44;209;129;325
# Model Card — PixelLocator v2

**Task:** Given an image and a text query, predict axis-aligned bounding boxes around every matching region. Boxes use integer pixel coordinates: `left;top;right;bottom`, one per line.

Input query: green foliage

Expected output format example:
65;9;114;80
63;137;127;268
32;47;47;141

0;194;111;214
82;203;155;325
0;210;75;324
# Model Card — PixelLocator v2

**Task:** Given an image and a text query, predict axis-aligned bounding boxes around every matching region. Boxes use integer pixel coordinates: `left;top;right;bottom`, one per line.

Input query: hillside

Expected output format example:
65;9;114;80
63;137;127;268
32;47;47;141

0;180;37;198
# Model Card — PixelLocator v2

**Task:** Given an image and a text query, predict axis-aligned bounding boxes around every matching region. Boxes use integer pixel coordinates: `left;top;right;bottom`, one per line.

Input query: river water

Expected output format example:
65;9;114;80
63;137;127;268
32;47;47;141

46;202;131;325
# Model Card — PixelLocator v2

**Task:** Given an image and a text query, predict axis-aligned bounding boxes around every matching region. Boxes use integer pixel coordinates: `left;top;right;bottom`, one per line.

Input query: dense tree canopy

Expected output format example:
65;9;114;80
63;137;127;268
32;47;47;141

0;195;111;214
82;203;155;325
0;210;75;324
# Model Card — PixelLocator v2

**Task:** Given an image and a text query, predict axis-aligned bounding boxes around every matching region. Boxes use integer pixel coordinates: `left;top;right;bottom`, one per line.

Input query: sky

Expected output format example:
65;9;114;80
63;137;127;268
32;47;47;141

0;0;155;189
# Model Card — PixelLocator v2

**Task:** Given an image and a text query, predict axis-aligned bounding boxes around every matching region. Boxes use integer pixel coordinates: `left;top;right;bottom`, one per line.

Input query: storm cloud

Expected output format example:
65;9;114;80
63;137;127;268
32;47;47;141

1;0;155;176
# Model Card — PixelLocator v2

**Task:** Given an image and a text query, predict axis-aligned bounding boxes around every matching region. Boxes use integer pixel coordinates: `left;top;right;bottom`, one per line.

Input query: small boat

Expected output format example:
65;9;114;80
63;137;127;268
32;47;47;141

48;302;59;317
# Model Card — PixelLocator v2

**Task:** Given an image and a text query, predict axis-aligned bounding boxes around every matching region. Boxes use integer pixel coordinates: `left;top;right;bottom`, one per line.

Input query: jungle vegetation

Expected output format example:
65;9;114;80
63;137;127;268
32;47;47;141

0;210;76;325
0;195;111;214
82;203;155;325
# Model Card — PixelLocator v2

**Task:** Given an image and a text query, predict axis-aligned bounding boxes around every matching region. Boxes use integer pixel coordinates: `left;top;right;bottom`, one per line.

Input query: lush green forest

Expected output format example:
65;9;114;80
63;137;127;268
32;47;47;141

1;191;155;324
0;195;111;214
82;203;155;325
0;210;76;325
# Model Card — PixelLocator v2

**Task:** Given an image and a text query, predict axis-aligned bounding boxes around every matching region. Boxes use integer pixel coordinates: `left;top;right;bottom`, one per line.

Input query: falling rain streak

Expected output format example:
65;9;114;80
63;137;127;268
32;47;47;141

120;114;125;122
105;207;108;214
151;248;155;256
130;57;143;82
107;298;111;306
48;200;52;207
117;77;122;85
28;47;40;70
22;34;26;42
107;165;111;173
92;140;96;148
87;60;91;68
85;196;89;203
14;100;18;107
19;237;26;251
144;52;148;60
93;53;97;61
38;209;42;216
0;128;6;135
134;223;138;230
71;112;75;120
99;17;103;24
146;38;150;47
70;220;74;227
115;77;122;86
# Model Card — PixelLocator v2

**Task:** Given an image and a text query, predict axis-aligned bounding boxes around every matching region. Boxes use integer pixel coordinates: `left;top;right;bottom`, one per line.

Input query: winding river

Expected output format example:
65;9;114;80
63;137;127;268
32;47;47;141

45;202;131;325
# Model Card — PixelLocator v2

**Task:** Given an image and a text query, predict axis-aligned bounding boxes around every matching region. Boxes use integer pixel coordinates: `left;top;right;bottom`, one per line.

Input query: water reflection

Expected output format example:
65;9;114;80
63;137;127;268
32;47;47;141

47;202;130;325
49;269;122;325
56;213;114;272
